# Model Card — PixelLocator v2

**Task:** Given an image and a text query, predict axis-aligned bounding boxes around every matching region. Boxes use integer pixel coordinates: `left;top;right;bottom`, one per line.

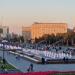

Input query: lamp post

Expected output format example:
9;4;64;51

0;41;5;70
2;41;5;69
2;40;8;65
3;43;5;64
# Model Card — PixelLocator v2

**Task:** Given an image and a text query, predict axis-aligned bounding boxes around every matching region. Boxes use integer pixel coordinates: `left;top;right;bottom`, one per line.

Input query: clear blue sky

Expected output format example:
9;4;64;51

0;0;75;34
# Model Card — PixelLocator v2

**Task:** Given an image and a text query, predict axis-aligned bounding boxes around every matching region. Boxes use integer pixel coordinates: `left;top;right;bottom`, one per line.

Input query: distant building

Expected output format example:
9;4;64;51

22;27;31;42
0;25;9;38
22;22;68;42
31;22;68;39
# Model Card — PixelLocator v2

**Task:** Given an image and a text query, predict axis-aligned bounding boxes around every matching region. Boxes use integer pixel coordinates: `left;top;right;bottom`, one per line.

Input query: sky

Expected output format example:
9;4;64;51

0;0;75;35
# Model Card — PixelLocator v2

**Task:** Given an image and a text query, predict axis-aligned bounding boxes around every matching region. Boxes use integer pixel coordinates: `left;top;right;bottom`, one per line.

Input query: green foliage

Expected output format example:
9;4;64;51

34;33;63;44
34;31;75;46
0;58;17;70
20;36;24;43
0;28;3;33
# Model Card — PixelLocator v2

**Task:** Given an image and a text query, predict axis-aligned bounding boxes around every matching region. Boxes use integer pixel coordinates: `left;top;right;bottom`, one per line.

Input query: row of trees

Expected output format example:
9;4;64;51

11;36;24;43
6;34;24;43
5;29;75;46
34;31;75;46
35;33;64;44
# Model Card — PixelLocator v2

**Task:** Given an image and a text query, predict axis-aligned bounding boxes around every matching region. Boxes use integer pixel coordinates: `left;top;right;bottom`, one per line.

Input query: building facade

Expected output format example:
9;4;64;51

22;22;68;42
22;27;31;42
31;23;68;39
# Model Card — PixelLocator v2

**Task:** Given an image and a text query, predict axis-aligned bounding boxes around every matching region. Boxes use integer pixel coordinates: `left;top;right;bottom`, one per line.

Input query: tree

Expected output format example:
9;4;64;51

20;36;24;43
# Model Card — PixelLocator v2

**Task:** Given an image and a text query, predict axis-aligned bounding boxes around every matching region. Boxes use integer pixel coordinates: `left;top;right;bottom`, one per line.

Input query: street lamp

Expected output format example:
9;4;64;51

2;40;8;65
3;44;5;64
0;41;5;70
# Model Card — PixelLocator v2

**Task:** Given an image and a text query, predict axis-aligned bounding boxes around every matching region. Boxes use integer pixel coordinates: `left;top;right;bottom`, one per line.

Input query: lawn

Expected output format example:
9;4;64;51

0;57;20;71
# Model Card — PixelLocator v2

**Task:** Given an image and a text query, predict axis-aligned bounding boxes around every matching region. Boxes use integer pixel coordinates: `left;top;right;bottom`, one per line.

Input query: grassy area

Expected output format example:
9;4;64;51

0;63;16;70
0;57;20;71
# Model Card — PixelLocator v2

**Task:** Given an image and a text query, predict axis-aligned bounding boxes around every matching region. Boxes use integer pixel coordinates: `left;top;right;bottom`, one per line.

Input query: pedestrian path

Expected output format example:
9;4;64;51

10;51;40;63
0;51;75;73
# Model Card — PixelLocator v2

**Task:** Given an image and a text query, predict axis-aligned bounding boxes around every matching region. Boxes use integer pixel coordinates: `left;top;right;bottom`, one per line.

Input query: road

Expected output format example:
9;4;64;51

0;50;75;73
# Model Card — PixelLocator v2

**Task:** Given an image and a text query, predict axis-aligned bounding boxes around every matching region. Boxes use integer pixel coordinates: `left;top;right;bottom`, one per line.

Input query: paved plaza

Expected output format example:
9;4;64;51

0;42;75;73
0;50;75;73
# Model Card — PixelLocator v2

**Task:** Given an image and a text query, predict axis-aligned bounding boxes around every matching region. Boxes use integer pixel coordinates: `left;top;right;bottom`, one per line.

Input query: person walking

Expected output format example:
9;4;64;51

27;63;34;72
30;63;33;72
